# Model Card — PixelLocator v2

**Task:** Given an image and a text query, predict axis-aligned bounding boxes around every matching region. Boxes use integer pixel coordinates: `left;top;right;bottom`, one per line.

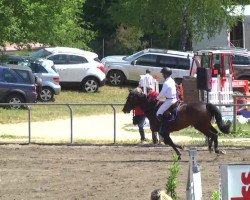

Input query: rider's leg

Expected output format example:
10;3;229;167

156;100;172;135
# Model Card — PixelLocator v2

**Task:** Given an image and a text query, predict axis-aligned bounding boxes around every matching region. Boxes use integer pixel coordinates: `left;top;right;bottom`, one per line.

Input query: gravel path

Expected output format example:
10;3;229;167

1;113;250;144
0;113;196;143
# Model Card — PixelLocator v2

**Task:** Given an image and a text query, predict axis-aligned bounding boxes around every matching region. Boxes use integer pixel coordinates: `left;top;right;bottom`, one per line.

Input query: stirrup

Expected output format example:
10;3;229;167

157;114;163;122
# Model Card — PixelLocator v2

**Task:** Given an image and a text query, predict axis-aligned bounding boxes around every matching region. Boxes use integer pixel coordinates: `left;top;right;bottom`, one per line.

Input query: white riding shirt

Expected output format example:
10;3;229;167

156;76;177;116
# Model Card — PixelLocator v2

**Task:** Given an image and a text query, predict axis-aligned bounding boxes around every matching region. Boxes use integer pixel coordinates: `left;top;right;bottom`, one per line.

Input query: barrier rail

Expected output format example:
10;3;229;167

0;98;250;144
0;102;124;144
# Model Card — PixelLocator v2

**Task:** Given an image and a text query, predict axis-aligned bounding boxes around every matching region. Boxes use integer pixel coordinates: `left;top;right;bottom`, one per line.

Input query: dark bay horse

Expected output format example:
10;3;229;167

122;88;231;159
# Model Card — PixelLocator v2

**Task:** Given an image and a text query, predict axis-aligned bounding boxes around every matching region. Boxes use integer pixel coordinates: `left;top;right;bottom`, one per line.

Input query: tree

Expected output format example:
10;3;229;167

82;0;120;56
109;0;250;50
0;0;95;51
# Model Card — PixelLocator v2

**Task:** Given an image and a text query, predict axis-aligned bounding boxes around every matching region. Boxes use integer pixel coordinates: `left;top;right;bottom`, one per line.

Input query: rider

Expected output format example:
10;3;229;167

156;67;177;123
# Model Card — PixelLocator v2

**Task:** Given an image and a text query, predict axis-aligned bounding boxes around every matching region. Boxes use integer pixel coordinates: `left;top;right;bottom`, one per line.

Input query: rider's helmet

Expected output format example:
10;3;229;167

160;67;172;76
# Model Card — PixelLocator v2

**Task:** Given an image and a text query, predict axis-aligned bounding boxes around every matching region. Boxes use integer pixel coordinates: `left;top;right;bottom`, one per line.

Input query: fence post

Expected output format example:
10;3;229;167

66;104;73;143
27;106;32;144
111;105;116;144
233;96;237;133
186;147;202;200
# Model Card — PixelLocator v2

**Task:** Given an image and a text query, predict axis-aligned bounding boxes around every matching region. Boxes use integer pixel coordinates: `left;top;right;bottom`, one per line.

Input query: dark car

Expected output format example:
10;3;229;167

0;64;37;109
232;52;250;81
0;55;59;101
0;54;27;65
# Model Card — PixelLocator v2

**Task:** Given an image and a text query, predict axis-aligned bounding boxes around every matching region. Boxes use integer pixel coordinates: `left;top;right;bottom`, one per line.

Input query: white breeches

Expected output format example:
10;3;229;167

156;99;177;116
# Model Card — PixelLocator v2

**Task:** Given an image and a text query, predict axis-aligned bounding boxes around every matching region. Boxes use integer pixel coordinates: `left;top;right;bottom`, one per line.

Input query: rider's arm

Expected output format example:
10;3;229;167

156;84;167;100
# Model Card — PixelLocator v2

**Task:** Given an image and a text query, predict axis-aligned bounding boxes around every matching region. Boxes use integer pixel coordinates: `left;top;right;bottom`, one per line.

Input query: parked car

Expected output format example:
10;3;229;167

202;46;250;81
0;64;37;109
0;54;27;65
20;59;61;102
29;47;106;92
0;47;106;93
101;48;198;85
232;52;250;81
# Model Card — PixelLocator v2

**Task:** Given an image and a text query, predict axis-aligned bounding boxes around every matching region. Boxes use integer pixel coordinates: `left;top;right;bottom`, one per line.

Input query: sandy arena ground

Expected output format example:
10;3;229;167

0;145;250;200
1;114;250;199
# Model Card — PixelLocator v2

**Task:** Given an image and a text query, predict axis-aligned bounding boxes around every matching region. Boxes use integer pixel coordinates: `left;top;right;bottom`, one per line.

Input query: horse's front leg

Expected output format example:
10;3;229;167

162;134;182;160
208;137;213;153
151;131;159;144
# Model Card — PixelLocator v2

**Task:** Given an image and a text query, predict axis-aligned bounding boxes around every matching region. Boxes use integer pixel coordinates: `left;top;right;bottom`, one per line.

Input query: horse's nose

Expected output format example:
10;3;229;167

122;107;129;113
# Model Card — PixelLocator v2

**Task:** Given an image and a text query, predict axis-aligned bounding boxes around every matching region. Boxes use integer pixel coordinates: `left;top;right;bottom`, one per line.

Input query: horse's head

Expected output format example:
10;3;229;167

122;87;146;113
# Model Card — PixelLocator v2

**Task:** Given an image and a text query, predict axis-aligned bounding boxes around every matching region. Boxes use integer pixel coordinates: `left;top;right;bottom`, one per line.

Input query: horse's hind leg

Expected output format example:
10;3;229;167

207;125;218;152
162;134;182;159
194;125;223;154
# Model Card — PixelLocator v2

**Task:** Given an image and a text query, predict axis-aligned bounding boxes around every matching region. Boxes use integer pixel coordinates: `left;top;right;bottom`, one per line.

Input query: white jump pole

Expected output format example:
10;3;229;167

186;147;203;200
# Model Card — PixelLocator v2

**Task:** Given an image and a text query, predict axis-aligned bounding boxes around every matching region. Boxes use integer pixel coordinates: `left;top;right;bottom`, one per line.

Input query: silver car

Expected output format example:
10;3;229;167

20;59;61;102
101;48;197;85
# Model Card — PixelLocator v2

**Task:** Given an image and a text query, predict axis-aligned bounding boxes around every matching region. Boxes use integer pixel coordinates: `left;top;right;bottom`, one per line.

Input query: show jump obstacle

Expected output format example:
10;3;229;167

186;148;250;199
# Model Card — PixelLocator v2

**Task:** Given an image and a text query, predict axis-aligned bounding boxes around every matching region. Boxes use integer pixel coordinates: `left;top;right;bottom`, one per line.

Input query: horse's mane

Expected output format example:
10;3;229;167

130;87;159;112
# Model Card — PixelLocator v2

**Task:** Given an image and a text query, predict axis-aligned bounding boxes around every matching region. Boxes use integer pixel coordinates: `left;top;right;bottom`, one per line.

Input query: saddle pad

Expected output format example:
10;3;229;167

165;107;178;122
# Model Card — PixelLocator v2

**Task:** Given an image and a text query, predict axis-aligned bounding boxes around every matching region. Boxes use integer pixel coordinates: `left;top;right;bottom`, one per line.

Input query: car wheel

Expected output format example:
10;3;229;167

39;87;54;102
81;77;99;93
6;94;24;109
107;70;125;86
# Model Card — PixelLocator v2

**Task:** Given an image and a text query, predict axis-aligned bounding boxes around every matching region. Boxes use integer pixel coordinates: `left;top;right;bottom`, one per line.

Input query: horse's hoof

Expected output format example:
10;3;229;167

219;150;226;154
215;149;226;154
208;147;213;153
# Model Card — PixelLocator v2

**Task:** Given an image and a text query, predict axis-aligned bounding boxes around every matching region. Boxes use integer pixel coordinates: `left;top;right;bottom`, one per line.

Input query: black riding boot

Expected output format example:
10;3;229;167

157;114;166;136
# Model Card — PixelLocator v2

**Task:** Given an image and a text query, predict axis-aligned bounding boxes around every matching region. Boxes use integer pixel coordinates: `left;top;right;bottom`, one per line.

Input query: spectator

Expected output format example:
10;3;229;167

139;69;155;92
133;105;147;144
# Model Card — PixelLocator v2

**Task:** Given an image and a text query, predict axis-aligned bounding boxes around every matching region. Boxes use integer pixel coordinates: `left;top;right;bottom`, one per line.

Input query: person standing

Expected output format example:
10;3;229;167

133;105;147;144
156;67;177;134
139;69;155;92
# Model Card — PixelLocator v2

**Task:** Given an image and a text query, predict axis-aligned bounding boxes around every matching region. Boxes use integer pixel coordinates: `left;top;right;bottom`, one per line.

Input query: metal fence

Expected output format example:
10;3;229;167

0;102;124;144
0;97;249;144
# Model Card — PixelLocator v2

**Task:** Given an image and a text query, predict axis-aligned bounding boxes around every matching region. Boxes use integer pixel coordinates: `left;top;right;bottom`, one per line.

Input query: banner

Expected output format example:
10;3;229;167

220;164;250;200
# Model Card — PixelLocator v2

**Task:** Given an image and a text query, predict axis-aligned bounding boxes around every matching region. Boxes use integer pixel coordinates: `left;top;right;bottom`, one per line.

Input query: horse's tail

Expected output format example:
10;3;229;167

206;103;231;134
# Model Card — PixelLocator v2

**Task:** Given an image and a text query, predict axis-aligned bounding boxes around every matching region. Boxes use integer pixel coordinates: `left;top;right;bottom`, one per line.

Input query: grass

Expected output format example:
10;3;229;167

1;83;250;140
0;85;134;124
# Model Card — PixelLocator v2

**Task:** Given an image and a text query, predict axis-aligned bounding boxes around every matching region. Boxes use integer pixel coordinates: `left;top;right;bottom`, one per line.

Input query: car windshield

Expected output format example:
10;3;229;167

123;50;144;61
30;49;52;59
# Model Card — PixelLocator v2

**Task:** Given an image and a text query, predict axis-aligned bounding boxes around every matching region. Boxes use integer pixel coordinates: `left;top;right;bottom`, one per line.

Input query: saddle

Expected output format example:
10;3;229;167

163;101;182;121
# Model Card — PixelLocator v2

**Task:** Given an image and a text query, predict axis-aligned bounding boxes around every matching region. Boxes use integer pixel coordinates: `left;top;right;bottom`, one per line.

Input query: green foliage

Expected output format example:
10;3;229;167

114;25;148;54
0;0;95;50
166;153;181;200
235;121;250;137
211;190;220;200
109;0;250;50
82;0;119;56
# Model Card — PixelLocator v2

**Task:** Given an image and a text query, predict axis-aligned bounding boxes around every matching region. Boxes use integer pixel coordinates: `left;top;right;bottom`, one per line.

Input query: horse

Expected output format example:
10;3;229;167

122;87;231;159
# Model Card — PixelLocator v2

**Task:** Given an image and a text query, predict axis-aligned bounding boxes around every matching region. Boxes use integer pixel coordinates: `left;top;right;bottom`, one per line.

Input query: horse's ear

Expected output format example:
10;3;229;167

128;89;132;93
